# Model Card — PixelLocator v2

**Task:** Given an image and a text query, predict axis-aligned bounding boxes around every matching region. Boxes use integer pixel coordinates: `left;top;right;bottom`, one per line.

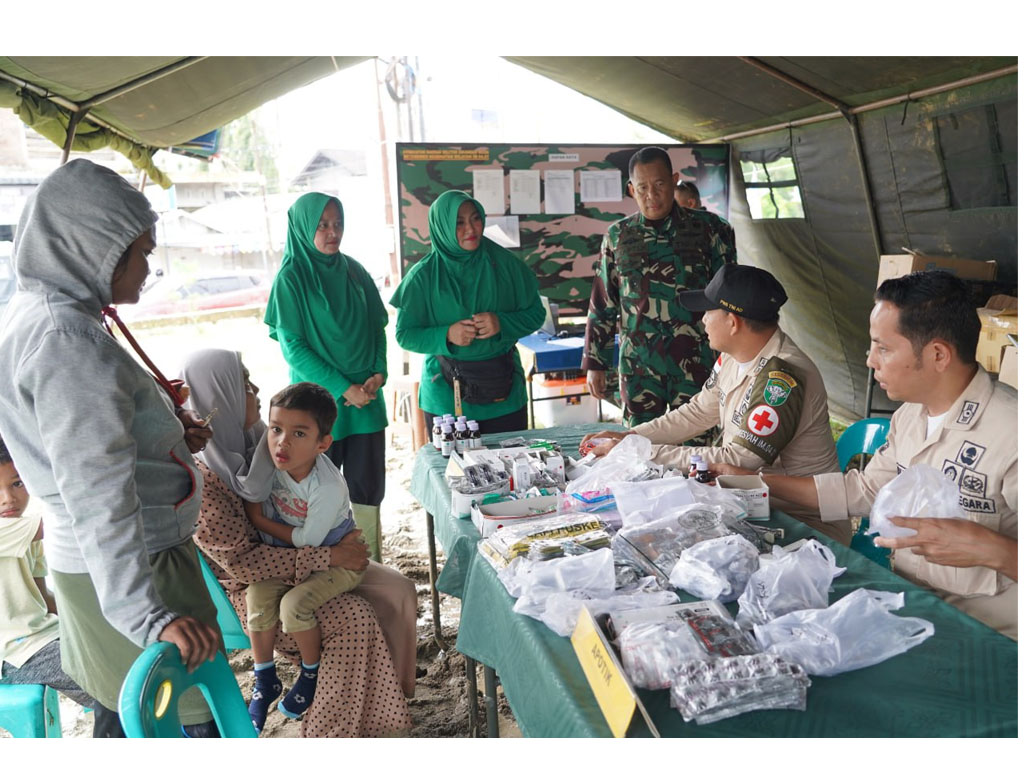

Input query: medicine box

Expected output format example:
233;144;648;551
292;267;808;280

451;488;489;519
470;495;562;536
716;475;770;520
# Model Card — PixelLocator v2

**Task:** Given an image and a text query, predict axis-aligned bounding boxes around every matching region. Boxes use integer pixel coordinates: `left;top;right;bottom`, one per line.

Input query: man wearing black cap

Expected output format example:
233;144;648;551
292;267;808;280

581;263;849;544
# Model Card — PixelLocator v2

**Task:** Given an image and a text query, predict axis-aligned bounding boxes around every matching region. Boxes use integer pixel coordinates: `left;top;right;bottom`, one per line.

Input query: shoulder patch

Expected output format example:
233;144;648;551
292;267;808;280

729;356;807;464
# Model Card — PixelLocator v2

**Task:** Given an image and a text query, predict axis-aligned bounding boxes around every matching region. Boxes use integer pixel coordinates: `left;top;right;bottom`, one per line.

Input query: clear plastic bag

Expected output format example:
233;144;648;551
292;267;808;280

616;608;759;689
612;504;738;589
669;653;811;724
669;534;761;601
521;583;680;637
736;539;846;628
867;464;965;538
753;588;935;676
617;619;711;689
561;434;654;515
608;476;694;527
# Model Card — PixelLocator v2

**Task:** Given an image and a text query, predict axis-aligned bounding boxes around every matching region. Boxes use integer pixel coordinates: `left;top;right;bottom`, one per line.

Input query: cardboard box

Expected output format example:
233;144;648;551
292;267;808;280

877;252;997;287
716;475;770;520
998;343;1018;389
976;295;1018;373
470;494;561;536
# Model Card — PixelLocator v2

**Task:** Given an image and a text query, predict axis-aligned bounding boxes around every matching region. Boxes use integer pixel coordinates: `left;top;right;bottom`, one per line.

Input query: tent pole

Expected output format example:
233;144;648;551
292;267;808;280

846;113;884;261
60;108;89;165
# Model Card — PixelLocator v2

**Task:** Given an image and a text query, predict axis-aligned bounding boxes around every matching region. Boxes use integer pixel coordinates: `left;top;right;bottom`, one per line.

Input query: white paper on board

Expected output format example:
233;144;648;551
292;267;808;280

509;170;542;215
473;170;506;214
544;169;575;214
579;170;623;202
484;216;521;248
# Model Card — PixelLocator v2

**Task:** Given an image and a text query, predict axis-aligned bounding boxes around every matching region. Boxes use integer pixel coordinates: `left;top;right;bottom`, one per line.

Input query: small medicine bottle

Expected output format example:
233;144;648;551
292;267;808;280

467;420;481;449
695;457;712;484
454;419;469;454
432;416;443;451
441;423;455;457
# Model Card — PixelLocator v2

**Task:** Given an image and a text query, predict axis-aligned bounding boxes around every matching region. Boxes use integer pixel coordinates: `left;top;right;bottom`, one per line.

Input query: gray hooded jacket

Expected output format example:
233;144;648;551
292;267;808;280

0;159;202;647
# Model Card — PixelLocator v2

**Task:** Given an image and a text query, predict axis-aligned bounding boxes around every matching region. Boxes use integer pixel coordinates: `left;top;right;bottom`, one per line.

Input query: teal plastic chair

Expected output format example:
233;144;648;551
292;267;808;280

0;684;61;737
197;551;250;651
836;417;891;566
118;641;256;738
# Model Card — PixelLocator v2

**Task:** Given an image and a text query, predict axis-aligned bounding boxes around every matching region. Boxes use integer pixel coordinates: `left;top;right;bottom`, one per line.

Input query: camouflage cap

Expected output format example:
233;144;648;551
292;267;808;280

680;263;787;321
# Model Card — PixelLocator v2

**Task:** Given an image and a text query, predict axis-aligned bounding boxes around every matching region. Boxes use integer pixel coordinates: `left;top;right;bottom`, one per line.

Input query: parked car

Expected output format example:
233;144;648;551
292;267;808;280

117;270;271;321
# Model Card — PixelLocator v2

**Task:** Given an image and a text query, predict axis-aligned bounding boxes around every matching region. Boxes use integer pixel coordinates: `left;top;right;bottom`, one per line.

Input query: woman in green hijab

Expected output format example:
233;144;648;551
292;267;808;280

264;192;389;561
390;189;545;433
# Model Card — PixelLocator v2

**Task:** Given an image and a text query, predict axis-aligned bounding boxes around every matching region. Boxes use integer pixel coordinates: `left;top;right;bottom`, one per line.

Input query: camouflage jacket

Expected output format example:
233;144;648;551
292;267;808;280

582;203;736;378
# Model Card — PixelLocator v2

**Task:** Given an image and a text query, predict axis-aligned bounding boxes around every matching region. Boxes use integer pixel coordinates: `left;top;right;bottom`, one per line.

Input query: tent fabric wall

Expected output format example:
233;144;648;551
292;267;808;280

729;75;1017;422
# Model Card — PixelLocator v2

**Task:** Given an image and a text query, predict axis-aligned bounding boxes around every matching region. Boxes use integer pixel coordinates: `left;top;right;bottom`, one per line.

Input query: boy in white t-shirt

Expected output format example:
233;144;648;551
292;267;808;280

1;437;97;719
241;383;364;732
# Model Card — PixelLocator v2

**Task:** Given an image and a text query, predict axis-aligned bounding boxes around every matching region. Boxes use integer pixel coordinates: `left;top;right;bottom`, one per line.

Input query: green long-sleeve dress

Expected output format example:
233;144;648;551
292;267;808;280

389;190;545;420
264;193;388;440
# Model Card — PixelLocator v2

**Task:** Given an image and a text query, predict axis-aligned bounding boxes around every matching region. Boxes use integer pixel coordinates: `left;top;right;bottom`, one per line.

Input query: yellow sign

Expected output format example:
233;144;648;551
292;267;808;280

401;148;491;162
570;606;637;738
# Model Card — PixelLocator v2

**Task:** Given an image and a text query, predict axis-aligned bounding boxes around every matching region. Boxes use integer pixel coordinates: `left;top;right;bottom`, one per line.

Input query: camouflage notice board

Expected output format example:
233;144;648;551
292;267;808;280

396;143;731;317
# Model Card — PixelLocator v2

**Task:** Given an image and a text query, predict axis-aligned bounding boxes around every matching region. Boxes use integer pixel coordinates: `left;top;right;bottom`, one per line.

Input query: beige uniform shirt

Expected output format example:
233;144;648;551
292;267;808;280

816;367;1017;640
1;515;59;674
632;328;846;543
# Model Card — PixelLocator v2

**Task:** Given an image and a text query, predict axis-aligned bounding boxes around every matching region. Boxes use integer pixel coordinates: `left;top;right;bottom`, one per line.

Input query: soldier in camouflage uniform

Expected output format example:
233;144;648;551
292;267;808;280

581;264;848;544
583;147;736;427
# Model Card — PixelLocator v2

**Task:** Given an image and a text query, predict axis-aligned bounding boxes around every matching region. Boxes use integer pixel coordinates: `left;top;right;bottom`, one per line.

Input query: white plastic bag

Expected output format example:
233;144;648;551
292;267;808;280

498;546;615;598
867;464;965;538
736;539;846;628
561;434;654;515
608;476;695;527
753;588;935;676
669;534;761;601
522;586;680;637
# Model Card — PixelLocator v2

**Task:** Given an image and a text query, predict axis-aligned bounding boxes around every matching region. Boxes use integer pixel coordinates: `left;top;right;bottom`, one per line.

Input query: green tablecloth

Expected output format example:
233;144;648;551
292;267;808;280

411;424;1019;737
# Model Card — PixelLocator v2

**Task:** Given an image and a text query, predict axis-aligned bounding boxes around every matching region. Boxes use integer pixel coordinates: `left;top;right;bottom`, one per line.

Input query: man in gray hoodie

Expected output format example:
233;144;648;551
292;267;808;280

0;159;220;736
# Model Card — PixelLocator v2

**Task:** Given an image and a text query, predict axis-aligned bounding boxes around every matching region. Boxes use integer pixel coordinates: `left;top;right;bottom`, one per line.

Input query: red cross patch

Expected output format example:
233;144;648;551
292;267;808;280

747;405;779;437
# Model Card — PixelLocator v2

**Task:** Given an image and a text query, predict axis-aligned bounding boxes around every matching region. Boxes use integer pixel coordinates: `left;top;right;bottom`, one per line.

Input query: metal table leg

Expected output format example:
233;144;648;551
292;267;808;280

425;511;446;650
483;664;499;737
465;656;479;737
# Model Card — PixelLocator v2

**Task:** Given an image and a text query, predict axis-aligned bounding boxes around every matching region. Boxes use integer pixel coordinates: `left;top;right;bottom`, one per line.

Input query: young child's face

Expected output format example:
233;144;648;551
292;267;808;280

0;462;29;518
267;406;332;480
